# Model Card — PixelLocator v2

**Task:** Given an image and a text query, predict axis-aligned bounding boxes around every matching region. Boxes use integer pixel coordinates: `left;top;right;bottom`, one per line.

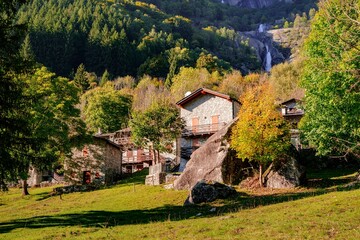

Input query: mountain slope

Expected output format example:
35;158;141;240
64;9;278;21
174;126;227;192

17;0;260;78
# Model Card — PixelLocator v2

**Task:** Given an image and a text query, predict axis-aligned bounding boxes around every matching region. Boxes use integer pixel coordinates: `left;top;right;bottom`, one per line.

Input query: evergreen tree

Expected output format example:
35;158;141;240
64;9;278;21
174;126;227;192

0;0;30;191
20;34;35;63
74;63;89;92
99;69;110;87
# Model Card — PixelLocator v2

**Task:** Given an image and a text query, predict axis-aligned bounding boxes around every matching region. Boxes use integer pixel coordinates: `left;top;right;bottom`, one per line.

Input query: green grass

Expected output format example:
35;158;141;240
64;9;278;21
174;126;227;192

1;169;360;239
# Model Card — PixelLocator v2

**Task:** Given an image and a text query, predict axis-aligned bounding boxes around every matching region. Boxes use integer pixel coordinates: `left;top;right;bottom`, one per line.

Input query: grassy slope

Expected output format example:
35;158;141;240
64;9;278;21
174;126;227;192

1;170;360;240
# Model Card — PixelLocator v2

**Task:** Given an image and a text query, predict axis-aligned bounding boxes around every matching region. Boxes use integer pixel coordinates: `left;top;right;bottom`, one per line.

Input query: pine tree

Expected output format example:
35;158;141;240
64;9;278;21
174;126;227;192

74;63;89;92
99;69;110;86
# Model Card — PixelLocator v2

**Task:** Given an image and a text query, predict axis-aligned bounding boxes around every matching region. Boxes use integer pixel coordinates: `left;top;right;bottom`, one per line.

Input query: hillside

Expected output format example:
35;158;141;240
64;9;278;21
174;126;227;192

17;0;317;79
17;0;260;78
1;169;360;239
143;0;317;31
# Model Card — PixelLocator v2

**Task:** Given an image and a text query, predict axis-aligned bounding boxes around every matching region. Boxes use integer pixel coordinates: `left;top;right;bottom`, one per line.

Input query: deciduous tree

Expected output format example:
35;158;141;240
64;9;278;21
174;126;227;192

130;101;184;164
82;82;132;133
231;82;290;187
300;0;360;157
19;67;87;195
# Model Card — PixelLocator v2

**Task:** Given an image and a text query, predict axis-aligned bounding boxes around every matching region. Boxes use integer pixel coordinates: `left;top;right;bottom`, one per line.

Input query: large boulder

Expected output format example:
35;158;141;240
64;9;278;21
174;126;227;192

174;119;248;190
184;180;237;205
264;156;305;188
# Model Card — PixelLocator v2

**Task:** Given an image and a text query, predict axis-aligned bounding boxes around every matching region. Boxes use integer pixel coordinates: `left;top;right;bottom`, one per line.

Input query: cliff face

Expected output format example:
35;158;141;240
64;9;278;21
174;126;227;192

222;0;293;8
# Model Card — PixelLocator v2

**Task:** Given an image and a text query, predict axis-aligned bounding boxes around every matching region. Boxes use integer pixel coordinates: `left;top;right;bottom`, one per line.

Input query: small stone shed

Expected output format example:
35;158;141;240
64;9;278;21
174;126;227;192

65;135;122;185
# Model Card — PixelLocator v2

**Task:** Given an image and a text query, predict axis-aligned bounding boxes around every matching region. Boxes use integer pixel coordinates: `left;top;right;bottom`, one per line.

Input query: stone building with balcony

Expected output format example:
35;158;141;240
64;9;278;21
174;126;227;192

280;98;304;149
176;88;241;171
98;128;158;174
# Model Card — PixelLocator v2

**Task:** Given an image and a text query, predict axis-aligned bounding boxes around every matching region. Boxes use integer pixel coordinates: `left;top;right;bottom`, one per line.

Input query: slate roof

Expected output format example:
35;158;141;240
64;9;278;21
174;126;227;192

176;88;240;107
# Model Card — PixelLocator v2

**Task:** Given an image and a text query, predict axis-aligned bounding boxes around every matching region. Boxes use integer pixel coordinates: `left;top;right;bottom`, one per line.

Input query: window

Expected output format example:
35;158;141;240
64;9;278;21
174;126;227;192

211;115;219;131
192;117;199;132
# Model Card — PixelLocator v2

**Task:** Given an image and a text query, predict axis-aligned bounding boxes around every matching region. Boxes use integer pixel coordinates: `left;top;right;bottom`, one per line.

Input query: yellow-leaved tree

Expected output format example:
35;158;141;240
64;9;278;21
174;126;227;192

231;82;290;187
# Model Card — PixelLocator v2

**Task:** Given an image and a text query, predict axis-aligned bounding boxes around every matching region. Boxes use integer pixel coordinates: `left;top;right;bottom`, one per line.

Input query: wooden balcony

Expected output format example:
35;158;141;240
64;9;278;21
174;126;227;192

181;123;226;137
122;152;153;164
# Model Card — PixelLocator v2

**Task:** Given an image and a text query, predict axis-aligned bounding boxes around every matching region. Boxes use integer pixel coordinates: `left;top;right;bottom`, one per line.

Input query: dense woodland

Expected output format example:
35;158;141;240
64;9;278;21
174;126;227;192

17;0;261;78
1;0;359;193
143;0;317;30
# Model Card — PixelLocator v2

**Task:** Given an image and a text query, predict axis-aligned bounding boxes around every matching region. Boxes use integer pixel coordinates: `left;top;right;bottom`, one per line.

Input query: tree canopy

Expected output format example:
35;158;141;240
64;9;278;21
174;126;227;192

81;82;133;133
300;0;360;157
0;0;31;190
130;101;184;164
18;67;87;194
16;0;260;78
231;82;290;186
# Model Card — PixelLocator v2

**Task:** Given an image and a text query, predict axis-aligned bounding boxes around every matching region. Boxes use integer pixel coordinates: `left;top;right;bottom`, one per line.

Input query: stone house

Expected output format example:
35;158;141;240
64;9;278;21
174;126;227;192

106;128;155;173
281;98;304;149
65;135;122;185
27;167;64;187
176;88;241;171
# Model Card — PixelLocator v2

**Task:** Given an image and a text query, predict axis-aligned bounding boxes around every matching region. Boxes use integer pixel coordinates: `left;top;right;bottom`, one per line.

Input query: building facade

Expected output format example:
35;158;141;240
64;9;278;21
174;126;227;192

65;136;122;185
176;88;241;171
280;98;304;149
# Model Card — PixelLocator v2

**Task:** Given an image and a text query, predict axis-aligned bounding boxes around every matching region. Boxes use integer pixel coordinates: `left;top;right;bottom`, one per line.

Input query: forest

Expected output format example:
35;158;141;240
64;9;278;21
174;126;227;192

1;0;359;195
17;0;261;78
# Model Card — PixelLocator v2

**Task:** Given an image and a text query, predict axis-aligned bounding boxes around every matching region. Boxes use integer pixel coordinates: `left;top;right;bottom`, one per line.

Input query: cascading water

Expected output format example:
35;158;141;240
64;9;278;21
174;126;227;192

265;44;272;72
258;24;265;33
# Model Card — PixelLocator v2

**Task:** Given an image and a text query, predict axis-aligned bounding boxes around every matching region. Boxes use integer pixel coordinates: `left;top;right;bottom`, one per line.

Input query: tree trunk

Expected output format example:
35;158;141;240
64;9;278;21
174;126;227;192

22;179;30;196
259;164;263;188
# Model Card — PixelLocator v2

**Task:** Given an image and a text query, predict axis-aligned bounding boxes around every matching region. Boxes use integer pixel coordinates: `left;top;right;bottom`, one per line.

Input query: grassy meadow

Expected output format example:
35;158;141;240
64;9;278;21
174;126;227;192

1;169;360;239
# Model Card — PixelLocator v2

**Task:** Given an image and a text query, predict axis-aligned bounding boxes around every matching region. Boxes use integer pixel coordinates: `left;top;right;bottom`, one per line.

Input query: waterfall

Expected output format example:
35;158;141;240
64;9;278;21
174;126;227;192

258;24;265;33
265;45;272;72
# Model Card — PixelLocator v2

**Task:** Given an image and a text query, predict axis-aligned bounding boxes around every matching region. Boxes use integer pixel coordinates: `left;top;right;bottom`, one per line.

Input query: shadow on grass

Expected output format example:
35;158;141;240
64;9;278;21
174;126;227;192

34;169;150;201
305;167;359;188
306;167;358;179
1;181;360;234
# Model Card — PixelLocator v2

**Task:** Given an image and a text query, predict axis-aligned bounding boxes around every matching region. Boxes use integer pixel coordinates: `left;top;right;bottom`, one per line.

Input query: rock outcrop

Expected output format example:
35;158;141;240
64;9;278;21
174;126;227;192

184;180;237;205
174;118;249;190
264;156;305;188
221;0;293;8
238;30;285;71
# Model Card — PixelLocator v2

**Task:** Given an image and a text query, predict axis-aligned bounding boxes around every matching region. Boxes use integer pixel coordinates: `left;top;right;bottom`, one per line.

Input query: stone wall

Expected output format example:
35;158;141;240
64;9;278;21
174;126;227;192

179;94;240;171
65;138;122;185
180;94;235;127
145;163;166;185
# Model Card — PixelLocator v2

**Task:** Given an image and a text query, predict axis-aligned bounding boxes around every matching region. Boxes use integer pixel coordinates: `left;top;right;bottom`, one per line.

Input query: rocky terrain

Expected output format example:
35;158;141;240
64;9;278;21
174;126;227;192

221;0;293;8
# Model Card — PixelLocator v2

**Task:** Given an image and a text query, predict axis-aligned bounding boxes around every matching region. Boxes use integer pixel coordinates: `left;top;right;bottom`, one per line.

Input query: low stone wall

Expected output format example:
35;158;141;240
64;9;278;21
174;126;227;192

145;172;166;186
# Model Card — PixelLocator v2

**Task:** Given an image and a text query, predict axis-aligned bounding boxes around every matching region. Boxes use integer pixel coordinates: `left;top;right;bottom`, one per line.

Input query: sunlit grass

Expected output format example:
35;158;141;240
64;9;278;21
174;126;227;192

1;169;360;239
